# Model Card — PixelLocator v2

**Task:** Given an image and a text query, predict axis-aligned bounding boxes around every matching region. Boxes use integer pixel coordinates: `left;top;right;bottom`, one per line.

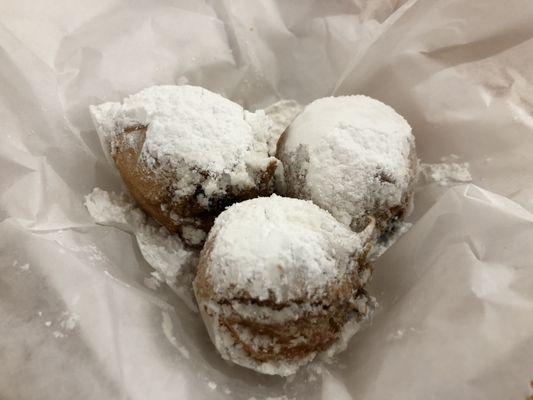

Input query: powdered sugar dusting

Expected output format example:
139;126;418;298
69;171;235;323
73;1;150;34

19;263;30;271
84;188;199;310
279;95;414;229
321;296;376;361
144;274;161;291
264;100;303;155
205;195;363;303
197;295;373;377
135;225;195;285
59;311;79;331
53;331;66;339
90;85;279;202
421;162;472;185
84;188;145;233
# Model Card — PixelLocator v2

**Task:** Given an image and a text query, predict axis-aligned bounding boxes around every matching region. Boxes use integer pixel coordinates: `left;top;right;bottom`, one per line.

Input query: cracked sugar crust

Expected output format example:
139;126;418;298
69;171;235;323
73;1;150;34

195;195;365;304
278;95;416;231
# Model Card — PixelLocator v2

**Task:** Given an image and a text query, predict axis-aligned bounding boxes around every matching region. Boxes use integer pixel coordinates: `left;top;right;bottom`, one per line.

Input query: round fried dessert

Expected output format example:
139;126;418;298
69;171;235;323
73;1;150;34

194;195;375;376
90;85;279;246
277;95;417;237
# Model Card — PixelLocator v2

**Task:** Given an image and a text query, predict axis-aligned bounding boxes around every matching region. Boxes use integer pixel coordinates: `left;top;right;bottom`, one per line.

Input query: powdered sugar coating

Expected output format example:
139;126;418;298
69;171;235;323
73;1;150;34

278;95;415;229
421;162;472;185
203;195;363;303
196;299;317;376
264;99;303;155
90;85;278;200
84;188;199;311
195;292;374;376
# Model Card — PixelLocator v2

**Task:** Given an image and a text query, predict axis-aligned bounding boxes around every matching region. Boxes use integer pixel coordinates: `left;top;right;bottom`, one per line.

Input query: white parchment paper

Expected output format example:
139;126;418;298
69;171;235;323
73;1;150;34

1;0;532;399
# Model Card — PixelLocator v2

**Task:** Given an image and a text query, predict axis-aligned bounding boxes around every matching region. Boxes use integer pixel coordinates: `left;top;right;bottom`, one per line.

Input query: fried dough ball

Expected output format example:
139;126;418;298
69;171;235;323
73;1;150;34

91;85;280;246
277;95;417;238
194;195;375;376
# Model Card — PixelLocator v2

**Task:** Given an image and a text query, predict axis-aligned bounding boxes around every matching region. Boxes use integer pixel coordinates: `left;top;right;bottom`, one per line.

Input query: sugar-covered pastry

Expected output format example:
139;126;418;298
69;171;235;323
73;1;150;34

277;95;417;237
90;85;280;246
194;195;375;376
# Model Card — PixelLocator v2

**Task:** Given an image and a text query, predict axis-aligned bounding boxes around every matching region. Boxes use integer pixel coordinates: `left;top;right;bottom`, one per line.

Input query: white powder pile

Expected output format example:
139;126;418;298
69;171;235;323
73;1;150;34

12;260;30;271
90;85;279;201
84;188;145;233
144;273;162;290
203;195;363;303
421;162;472;185
84;188;199;310
278;95;414;229
59;311;79;331
45;311;80;340
264;100;303;195
264;99;303;155
53;331;65;339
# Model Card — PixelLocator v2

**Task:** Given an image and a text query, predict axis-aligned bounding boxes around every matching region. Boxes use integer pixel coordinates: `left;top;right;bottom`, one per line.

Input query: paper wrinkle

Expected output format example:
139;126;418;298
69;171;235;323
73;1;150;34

2;0;533;399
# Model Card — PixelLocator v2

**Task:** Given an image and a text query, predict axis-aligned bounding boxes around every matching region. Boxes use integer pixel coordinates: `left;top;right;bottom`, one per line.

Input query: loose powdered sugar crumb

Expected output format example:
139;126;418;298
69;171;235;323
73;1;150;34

264;99;303;155
84;188;199;311
207;382;217;390
19;263;30;271
59;311;79;331
84;188;145;232
135;225;197;286
144;273;162;291
421;162;472;185
387;329;406;341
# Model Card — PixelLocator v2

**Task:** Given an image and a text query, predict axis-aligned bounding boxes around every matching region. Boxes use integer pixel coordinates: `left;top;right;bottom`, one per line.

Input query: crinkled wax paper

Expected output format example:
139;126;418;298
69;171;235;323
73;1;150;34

1;0;532;399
